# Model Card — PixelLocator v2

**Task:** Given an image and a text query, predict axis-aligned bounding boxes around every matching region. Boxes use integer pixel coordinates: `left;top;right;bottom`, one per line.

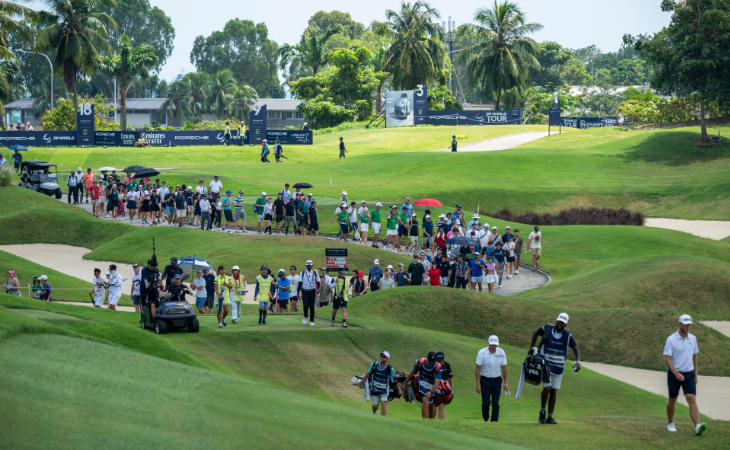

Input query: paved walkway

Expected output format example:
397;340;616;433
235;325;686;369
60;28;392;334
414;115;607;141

445;131;551;152
582;362;730;421
644;218;730;240
701;321;730;339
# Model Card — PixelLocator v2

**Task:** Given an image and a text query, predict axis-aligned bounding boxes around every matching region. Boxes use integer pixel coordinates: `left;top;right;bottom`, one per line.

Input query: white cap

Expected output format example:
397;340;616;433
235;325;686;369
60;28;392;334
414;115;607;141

305;260;313;265
455;219;461;224
361;200;366;204
232;265;240;271
505;225;511;229
484;223;489;229
341;202;347;207
679;314;693;325
261;191;266;196
386;264;393;269
341;191;347;195
492;226;497;230
381;351;390;358
375;202;382;207
424;215;430;218
374;259;380;264
556;312;570;324
39;275;48;280
77;167;82;171
439;214;445;218
488;335;499;345
472;214;479;218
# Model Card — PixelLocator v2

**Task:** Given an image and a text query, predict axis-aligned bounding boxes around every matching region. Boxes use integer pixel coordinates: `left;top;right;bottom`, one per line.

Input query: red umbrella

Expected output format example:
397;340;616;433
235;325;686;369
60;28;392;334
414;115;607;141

414;198;443;207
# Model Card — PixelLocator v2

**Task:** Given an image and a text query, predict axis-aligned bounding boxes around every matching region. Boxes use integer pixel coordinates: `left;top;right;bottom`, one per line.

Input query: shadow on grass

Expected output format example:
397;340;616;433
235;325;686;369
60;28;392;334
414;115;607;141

619;130;730;166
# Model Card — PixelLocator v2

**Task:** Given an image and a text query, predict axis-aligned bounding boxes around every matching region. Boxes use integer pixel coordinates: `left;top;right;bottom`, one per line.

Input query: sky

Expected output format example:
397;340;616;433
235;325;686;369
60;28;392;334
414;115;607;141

28;0;674;82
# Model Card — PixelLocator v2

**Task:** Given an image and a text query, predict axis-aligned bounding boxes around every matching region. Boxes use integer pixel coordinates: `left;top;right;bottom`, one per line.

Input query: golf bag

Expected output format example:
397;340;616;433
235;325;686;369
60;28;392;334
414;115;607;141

515;352;550;399
433;379;454;406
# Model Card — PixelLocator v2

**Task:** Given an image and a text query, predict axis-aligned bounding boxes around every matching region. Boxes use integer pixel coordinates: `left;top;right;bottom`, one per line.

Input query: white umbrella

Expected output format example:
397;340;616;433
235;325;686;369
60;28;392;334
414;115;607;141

98;166;117;172
177;256;214;272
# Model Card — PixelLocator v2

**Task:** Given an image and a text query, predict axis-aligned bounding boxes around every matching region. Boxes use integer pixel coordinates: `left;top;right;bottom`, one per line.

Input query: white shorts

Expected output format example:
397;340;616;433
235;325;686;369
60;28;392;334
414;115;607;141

176;209;187;218
386;229;398;236
371;394;388;406
107;291;121;306
371;223;381;234
93;292;105;307
360;223;369;232
486;274;496;284
470;276;482;283
409;236;418;244
543;372;563;390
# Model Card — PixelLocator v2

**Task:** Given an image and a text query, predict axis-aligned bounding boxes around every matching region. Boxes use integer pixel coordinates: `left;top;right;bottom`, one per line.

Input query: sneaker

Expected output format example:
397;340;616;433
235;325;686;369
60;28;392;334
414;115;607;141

218;323;223;328
262;320;266;325
695;423;707;436
666;423;677;432
257;318;262;325
232;318;238;324
331;320;335;327
342;323;348;328
539;409;546;424
545;417;557;425
498;284;502;288
222;319;227;327
309;322;315;327
303;317;308;325
515;270;519;275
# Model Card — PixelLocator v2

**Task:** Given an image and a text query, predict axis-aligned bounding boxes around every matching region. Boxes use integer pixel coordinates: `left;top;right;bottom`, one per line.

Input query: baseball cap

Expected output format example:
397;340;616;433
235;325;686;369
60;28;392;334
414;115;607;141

492;226;497;230
435;351;445;361
375;202;382;207
226;190;232;194
77;167;82;171
472;214;479;218
214;174;219;177
455;203;461;208
306;260;313;265
556;312;570;324
361;200;366;204
196;269;203;273
679;314;693;325
260;264;268;270
358;271;364;277
386;264;393;269
170;257;178;263
341;190;347;195
505;225;511;229
174;274;182;280
424;214;430;219
108;264;117;270
488;335;499;345
232;265;240;271
261;191;266;196
381;351;390;359
278;269;285;275
374;259;380;264
427;351;437;362
412;213;417;217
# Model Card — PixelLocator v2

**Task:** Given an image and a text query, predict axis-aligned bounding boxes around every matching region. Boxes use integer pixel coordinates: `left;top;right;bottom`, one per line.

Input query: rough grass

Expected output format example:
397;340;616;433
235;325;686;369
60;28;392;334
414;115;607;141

489;207;644;226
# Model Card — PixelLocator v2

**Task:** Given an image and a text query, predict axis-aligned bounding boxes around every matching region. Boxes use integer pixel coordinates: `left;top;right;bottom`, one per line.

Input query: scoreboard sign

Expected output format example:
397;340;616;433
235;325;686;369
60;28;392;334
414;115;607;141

325;248;348;273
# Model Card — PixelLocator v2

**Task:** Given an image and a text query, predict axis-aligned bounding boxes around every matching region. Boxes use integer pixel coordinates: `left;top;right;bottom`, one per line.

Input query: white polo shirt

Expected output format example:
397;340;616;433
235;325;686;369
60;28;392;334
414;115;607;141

663;330;698;372
209;179;223;194
475;347;507;378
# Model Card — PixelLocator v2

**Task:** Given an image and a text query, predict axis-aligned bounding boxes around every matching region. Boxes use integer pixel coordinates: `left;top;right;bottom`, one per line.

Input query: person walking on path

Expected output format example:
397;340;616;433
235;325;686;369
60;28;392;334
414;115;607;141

370;202;383;248
664;314;706;436
331;269;349;327
255;265;274;325
435;351;454;420
528;312;580;425
83;168;94;204
402;351;443;419
287;266;300;313
357;200;371;246
130;263;142;312
215;266;232;328
230;266;247;323
476;335;508;422
274;269;291;313
203;268;215;313
513;229;524;275
360;351;399;416
192;269;208;314
66;170;78;204
254;192;267;232
233;190;247;231
339;136;346;158
528;226;542;269
90;268;106;307
107;265;123;310
298;260;321;326
199;194;212;231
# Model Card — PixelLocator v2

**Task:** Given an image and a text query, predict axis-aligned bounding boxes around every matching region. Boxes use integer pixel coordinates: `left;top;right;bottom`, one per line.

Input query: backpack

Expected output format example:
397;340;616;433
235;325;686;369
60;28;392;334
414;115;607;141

522;353;549;385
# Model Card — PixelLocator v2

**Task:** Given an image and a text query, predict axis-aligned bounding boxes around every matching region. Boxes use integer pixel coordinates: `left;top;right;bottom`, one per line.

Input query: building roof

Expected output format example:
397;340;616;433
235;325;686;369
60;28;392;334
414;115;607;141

6;97;300;112
256;98;302;111
4;98;36;110
115;98;167;111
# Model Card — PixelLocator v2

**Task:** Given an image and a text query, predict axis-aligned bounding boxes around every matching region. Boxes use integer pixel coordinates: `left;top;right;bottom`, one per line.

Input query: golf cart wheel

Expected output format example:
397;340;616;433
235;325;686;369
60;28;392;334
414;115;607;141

55;189;62;199
154;319;168;334
188;318;200;333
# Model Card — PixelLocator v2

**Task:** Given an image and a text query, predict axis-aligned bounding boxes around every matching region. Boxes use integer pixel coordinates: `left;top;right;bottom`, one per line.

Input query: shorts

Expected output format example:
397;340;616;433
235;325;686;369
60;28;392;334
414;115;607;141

667;370;696;398
543;372;563;390
333;298;348;310
371;394;389;406
278;299;289;308
309;220;319;231
264;213;272;221
217;295;231;311
132;295;142;305
258;301;269;308
166;206;174;216
507;256;515;262
276;215;285;223
515;252;522;259
108;291;121;306
360;223;369;232
470;276;482;283
532;247;542;257
126;200;137;209
224;210;233;222
195;296;207;308
93;292;105;307
398;225;407;237
386;229;398;236
284;215;295;225
423;236;434;245
371;223;381;234
339;223;349;235
206;293;215;309
177;209;187;218
486;274;496;284
409;236;418;245
235;210;246;220
91;200;99;209
106;202;115;212
258;214;265;222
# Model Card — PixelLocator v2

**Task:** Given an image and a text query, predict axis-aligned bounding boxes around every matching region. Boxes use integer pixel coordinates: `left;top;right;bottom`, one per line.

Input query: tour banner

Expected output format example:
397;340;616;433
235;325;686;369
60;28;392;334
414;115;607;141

426;109;523;125
560;117;625;129
413;84;429;125
249;103;267;145
266;130;312;145
385;90;414;127
325;248;349;273
0;131;77;146
76;102;95;146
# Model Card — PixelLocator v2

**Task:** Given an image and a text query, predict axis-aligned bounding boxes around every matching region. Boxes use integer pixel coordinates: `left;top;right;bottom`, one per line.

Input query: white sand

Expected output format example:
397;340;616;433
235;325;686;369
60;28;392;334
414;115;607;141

701;321;730;339
582;362;730;421
644;218;730;240
447;131;551;152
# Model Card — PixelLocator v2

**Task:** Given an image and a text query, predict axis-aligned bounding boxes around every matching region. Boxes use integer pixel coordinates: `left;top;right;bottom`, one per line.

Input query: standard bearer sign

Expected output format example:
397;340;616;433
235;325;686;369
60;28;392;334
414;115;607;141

325;248;348;273
76;102;95;146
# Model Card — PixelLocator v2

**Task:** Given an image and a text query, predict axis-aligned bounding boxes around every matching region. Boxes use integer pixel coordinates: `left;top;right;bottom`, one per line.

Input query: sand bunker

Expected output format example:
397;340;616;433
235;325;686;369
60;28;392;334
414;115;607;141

644;218;730;240
447;131;551;152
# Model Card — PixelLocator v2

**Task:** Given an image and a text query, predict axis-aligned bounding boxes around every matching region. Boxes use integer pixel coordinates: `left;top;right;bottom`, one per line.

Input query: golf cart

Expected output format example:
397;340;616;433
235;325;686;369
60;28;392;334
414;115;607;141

141;297;199;334
19;160;62;198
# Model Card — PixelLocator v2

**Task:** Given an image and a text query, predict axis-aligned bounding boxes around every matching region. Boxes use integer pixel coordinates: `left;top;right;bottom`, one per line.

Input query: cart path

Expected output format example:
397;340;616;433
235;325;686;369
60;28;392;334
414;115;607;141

55;301;137;313
701;321;730;339
445;131;552;152
581;362;730;421
644;218;730;240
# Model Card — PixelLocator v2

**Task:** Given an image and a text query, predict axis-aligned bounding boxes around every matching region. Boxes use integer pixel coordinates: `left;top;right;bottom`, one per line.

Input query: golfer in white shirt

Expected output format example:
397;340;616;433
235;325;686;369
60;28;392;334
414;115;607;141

209;175;223;197
106;264;123;310
91;268;106;307
663;314;706;435
475;335;508;422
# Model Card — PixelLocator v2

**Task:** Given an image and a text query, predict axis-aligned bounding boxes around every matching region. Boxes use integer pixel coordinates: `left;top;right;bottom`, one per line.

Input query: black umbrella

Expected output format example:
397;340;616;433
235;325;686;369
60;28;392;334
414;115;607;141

123;165;149;173
445;236;478;246
293;182;313;189
133;169;160;178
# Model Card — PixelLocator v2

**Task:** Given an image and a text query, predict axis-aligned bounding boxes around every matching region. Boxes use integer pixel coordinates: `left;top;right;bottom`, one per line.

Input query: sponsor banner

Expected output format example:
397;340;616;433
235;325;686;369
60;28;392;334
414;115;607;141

325;248;348;273
560;117;626;129
0;131;77;146
548;93;561;126
266;130;312;145
385;90;414;127
426;109;522;125
94;130;120;146
414;84;429;125
76;102;95;146
249;103;267;145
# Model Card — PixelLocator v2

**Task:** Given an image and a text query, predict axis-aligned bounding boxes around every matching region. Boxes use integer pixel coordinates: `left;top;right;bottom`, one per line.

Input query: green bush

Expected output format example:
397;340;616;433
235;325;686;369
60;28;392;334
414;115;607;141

619;95;729;125
40;95;119;131
297;101;354;129
0;167;13;187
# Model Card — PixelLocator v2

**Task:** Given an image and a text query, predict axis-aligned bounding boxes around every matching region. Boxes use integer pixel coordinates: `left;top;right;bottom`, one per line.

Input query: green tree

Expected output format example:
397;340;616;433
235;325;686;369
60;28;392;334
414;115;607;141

561;59;592;86
375;1;445;90
639;0;730;142
208;70;237;119
37;0;117;112
40;94;117;130
190;19;283;98
159;79;190;124
459;0;542;109
531;41;571;90
1;0;37;129
184;72;208;118
226;83;258;122
308;10;365;39
100;34;158;131
279;26;343;79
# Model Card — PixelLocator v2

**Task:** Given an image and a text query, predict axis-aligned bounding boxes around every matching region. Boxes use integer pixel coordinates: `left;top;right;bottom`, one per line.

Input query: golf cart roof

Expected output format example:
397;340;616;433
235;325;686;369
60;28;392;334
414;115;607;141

21;160;57;168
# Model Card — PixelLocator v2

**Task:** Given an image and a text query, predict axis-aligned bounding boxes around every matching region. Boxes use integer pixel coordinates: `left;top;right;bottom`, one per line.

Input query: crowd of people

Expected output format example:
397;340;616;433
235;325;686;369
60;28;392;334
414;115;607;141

5;121;34;131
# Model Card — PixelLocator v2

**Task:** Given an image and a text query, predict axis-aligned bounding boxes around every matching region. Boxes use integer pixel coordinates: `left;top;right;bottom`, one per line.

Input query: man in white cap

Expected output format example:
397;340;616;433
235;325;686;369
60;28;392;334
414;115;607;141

74;167;84;202
467;214;481;230
360;351;398;416
230;266;246;323
476;335;508;422
107;264;123;311
368;259;383;292
371;202;383;248
38;275;52;301
380;265;395;289
664;314;706;435
297;260;320;326
528;312;580;425
209;175;222;200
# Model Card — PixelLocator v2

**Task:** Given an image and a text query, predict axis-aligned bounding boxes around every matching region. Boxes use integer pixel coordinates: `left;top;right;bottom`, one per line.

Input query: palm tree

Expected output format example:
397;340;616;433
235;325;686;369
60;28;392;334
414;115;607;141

279;25;342;78
208;70;237;119
100;34;158;130
159;79;190;125
459;0;542;109
375;1;445;90
226;83;258;121
371;45;391;113
37;0;117;112
183;72;208;118
1;0;36;129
